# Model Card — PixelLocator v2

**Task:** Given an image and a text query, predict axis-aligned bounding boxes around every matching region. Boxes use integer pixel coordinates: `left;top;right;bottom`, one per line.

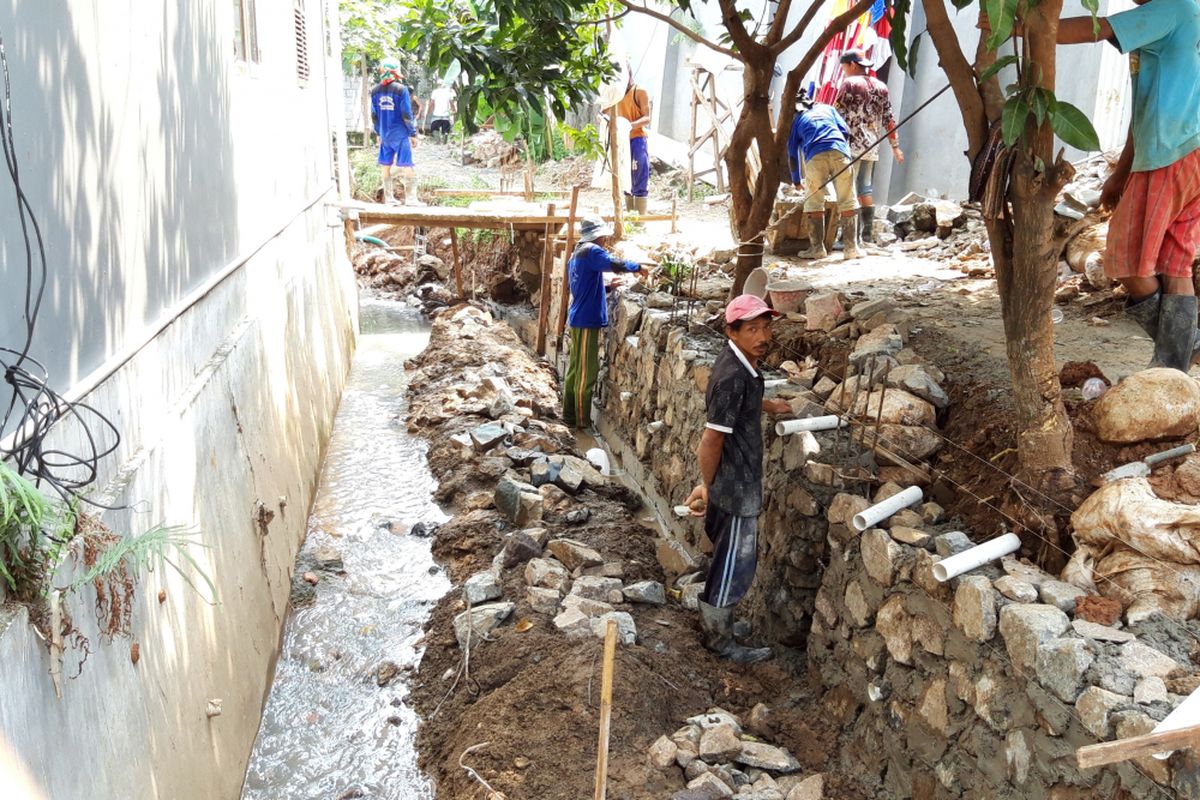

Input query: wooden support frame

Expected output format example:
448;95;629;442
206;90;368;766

449;228;464;299
556;186;581;341
686;65;733;201
535;203;557;356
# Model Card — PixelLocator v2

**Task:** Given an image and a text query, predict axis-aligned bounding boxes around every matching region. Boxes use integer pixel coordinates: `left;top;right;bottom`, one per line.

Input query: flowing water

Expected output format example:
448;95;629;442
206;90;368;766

242;298;448;800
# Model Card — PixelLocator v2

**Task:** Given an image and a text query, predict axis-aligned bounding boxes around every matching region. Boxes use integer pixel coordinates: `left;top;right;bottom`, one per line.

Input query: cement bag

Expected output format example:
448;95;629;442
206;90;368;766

1092;368;1200;443
1094;548;1200;622
1071;477;1200;564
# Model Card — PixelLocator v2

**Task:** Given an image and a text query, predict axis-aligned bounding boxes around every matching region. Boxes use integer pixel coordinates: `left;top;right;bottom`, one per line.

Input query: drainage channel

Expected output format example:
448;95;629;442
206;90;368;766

241;297;448;800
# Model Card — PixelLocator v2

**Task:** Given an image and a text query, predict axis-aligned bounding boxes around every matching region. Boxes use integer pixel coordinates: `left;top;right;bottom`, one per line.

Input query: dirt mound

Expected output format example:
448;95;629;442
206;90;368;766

404;305;866;799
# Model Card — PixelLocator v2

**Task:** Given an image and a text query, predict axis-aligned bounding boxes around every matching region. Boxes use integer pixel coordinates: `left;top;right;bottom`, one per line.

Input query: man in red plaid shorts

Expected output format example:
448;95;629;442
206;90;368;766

1049;0;1200;370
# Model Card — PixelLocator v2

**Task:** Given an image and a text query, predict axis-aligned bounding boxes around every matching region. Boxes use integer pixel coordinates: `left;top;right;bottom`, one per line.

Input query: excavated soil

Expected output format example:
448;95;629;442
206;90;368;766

402;306;867;800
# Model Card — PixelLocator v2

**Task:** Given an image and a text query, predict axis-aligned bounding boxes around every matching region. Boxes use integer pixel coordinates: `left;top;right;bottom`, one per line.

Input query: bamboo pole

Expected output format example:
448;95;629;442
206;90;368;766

556;186;581;341
593;619;618;800
535;203;558;356
1076;723;1200;769
449;228;464;300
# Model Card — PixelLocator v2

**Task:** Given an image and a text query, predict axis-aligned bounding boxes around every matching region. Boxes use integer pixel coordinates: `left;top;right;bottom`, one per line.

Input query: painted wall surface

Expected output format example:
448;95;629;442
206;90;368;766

0;1;357;798
885;0;1132;202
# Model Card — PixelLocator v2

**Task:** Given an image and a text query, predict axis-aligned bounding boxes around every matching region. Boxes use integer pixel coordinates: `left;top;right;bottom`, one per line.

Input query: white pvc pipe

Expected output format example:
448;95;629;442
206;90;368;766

1151;685;1200;759
932;533;1021;582
763;379;788;388
852;486;923;532
775;416;843;436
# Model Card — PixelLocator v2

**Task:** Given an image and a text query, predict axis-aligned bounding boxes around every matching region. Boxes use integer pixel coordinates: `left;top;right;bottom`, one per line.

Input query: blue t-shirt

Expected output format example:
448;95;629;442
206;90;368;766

567;243;639;329
370;82;415;144
1109;0;1200;171
787;104;851;182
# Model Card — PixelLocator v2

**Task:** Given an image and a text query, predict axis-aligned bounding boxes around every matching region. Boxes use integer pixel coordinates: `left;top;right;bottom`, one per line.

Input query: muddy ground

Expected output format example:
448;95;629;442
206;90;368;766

347;140;1199;798
400;308;862;799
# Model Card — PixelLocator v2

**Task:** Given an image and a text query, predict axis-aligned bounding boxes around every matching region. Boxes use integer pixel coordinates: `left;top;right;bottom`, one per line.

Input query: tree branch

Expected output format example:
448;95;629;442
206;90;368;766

578;8;632;26
616;1;738;58
772;0;831;55
717;0;759;55
766;0;795;45
921;0;987;159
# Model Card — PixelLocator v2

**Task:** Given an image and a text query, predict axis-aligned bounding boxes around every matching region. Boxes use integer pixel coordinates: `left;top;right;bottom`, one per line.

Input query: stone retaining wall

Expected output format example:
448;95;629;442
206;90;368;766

590;293;1195;797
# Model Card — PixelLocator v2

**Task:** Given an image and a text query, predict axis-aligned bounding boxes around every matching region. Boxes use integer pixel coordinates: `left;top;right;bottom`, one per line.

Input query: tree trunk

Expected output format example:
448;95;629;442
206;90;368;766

994;154;1074;485
727;56;782;297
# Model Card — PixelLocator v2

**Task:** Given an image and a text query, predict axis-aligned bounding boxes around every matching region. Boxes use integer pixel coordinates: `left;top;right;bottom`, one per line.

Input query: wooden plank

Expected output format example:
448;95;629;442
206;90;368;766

345;202;675;231
430;188;569;198
592;619;618;800
449;228;464;299
1076;724;1200;769
556;186;581;340
535;203;557;355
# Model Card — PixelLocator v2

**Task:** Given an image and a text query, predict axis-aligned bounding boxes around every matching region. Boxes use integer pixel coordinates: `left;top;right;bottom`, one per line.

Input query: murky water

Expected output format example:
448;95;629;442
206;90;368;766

242;298;448;800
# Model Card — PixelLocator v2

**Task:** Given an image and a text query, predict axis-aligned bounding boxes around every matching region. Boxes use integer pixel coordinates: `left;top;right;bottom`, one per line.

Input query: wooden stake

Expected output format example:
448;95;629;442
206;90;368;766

556;186;581;341
671;197;678;234
1076;723;1200;769
535;203;558;356
449;228;464;300
593;619;618;800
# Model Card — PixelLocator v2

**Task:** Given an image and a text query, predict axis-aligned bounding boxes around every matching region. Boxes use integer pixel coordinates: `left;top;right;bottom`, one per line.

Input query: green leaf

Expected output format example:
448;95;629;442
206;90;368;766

1001;95;1030;146
1051;101;1102;151
978;54;1017;82
1031;88;1049;126
985;0;1018;50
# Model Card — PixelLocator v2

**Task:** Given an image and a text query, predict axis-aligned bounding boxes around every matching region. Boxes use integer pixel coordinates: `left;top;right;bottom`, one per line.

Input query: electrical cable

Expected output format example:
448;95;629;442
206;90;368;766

0;30;124;508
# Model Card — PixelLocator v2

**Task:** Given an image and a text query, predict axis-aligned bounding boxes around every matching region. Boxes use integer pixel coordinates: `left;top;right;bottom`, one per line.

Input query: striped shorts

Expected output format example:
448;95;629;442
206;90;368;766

1107;147;1200;279
699;506;759;609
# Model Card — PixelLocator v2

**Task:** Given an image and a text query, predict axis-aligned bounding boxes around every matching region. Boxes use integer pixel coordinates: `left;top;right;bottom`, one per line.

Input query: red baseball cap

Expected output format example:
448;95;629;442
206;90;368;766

725;294;781;324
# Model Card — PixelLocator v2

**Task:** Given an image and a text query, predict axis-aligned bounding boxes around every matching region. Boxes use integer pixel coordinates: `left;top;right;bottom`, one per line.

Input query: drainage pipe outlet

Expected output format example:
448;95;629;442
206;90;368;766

852;486;923;532
932;532;1021;582
775;416;843;436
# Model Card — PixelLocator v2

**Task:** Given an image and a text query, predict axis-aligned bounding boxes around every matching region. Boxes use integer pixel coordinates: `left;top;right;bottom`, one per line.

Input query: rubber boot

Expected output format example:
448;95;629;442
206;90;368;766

841;215;861;260
405;177;425;206
625;194;635;211
1153;294;1200;371
1125;290;1161;339
860;205;876;244
799;215;827;259
698;601;772;664
635;196;648;214
382;174;397;205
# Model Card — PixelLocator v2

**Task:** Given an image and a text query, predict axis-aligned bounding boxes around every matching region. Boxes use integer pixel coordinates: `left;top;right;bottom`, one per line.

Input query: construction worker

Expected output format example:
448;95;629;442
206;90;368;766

684;295;791;664
787;94;859;260
562;216;644;430
835;49;904;244
428;79;457;144
370;58;422;206
617;71;652;215
1050;1;1200;370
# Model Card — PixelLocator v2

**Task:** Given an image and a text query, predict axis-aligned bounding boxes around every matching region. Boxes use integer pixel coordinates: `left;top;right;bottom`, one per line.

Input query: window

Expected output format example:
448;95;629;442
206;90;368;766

294;0;310;84
233;0;260;63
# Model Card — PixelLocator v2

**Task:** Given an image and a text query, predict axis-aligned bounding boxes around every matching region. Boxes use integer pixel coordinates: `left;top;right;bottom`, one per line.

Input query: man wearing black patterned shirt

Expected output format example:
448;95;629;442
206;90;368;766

684;295;790;663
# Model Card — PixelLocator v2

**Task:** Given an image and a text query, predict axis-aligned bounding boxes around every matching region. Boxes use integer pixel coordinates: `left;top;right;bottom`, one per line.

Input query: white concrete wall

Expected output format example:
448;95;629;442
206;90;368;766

0;1;356;798
885;0;1132;202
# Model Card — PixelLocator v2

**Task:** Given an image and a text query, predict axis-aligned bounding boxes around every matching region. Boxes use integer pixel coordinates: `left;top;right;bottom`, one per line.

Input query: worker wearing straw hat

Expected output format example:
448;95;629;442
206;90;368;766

562;216;644;430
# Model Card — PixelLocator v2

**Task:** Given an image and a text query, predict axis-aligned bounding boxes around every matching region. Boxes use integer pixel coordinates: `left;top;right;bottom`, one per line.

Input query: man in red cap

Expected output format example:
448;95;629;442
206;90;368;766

683;295;790;663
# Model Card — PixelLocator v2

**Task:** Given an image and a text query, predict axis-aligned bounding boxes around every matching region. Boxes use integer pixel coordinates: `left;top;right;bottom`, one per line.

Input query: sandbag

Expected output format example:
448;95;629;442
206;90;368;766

1072;477;1200;564
1070;477;1200;620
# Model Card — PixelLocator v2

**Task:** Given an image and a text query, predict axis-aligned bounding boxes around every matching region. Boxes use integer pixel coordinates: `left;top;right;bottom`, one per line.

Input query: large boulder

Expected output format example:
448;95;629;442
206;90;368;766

1093;368;1200;443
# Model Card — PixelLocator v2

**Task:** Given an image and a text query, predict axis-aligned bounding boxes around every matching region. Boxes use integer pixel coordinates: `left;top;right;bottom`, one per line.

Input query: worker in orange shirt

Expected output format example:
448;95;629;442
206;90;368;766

617;71;652;214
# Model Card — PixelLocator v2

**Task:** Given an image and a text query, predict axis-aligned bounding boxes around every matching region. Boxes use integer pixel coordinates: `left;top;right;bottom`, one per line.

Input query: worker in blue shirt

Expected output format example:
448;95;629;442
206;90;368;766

370;58;421;205
787;94;859;260
562;216;644;429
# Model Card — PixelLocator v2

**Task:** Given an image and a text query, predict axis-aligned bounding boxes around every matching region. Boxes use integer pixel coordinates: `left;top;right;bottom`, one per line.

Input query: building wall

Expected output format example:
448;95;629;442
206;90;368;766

884;0;1132;202
0;1;356;798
